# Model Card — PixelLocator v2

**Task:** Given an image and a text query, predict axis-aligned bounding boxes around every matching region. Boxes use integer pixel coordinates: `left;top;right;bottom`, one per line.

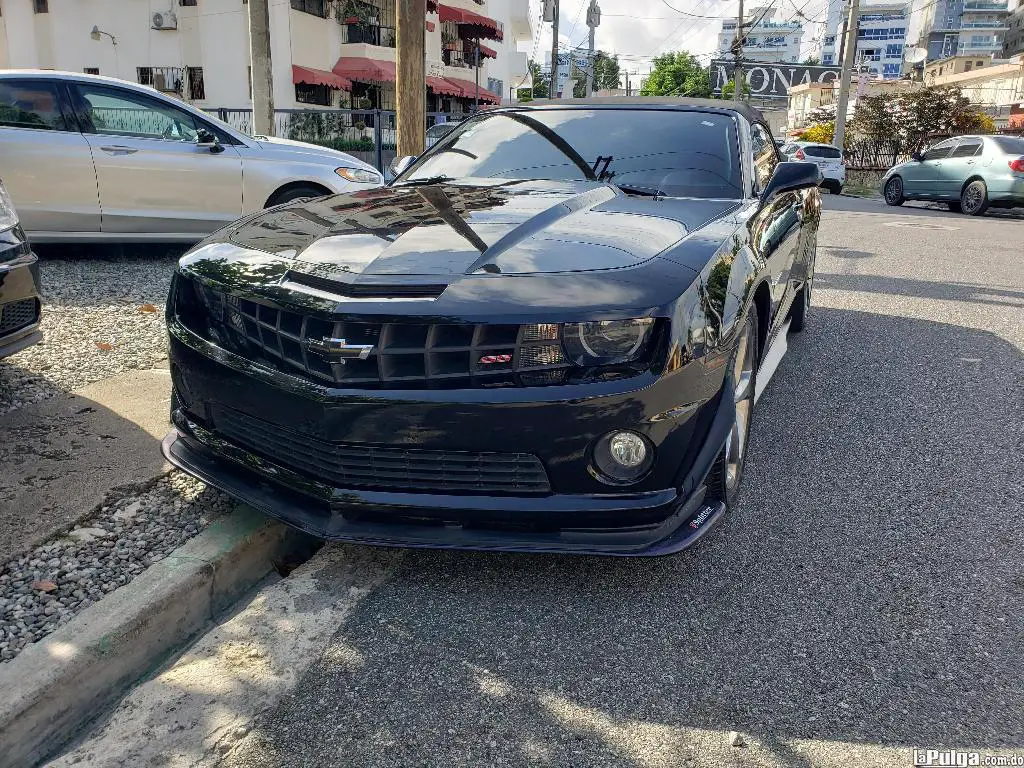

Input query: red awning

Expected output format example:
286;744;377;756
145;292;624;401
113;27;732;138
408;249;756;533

442;75;501;104
478;43;497;59
427;76;462;96
292;65;351;91
437;3;503;41
332;57;396;83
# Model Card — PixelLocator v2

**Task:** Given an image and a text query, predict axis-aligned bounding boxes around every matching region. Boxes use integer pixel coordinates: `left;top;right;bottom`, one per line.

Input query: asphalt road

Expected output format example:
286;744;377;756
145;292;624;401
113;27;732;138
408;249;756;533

74;196;1024;768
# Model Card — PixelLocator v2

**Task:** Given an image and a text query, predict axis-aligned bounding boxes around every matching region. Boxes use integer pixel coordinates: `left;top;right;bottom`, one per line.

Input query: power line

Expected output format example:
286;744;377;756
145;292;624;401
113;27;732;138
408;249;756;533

658;0;737;20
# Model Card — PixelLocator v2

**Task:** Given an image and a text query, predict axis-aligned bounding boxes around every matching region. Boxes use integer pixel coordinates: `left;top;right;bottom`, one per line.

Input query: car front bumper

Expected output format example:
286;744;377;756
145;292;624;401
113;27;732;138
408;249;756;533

164;325;735;556
0;228;42;360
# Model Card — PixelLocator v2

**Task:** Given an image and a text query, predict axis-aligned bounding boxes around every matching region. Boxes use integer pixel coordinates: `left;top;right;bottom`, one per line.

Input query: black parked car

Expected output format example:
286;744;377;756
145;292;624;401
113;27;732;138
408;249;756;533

163;98;822;556
0;178;41;360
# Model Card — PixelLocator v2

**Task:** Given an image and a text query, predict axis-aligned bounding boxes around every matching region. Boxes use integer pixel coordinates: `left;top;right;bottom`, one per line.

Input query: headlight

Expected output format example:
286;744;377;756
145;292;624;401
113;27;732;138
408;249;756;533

0;183;18;232
335;167;381;184
561;318;654;366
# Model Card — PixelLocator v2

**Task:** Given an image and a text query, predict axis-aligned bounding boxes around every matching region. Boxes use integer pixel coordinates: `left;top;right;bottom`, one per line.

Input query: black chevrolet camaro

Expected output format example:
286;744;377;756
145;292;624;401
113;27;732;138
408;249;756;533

163;98;822;556
0;179;42;360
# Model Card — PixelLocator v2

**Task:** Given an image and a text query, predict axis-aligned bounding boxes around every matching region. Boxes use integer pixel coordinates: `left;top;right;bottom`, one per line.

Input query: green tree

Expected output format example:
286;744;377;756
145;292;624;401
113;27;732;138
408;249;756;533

526;59;549;99
639;52;711;98
719;80;751;99
851;85;993;149
802;56;821;66
572;51;622;97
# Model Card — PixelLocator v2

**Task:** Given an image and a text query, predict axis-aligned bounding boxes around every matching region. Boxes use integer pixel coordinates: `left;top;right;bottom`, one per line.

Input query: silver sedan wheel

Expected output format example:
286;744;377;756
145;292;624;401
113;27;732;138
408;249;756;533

884;176;903;205
723;318;757;491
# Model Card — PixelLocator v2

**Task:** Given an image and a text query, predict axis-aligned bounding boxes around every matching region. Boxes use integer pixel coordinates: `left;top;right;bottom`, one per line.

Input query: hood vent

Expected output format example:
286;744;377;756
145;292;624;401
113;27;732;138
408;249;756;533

283;271;447;301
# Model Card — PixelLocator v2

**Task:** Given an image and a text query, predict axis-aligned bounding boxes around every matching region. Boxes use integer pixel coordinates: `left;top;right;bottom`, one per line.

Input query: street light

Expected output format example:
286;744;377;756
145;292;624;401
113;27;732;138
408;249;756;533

89;26;119;76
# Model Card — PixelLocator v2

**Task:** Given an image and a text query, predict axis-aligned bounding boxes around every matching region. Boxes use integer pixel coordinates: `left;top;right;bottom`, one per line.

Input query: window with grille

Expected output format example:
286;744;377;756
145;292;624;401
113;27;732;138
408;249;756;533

187;67;205;100
84;67;100;75
33;0;48;12
290;0;325;16
295;83;332;105
180;0;198;5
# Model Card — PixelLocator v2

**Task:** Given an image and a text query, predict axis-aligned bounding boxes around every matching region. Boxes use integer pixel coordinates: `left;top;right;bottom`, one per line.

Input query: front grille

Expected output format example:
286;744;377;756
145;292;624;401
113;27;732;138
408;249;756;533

0;299;39;335
177;280;571;389
212;406;551;494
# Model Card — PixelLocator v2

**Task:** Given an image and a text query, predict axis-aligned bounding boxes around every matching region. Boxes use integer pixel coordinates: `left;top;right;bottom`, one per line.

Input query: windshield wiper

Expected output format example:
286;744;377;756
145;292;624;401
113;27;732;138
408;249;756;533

613;183;665;198
393;175;455;187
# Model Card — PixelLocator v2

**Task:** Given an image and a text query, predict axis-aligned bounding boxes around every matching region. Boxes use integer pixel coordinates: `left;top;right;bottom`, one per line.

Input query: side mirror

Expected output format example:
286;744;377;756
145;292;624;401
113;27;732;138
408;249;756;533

389;155;417;178
760;161;823;204
196;129;224;154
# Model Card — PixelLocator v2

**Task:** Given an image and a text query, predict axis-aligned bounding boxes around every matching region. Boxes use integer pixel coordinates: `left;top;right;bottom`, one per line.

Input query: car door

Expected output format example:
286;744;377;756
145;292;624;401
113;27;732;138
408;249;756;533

70;82;243;236
903;139;956;198
941;137;982;199
0;77;101;236
749;123;801;327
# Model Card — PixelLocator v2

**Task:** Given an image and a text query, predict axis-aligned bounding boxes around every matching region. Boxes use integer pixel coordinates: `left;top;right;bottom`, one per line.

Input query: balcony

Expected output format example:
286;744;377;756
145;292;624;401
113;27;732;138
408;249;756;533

341;23;397;46
959;21;1008;29
957;40;1003;51
962;1;1008;10
507;0;532;42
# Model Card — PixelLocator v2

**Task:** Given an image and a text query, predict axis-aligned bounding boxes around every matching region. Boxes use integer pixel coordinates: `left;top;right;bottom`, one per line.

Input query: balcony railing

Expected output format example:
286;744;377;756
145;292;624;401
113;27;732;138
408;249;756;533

962;1;1008;10
442;49;477;69
341;23;396;46
959;21;1008;29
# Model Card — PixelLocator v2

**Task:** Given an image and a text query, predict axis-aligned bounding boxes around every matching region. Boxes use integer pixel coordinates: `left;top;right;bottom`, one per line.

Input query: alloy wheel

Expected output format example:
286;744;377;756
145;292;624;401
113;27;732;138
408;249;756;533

884;177;903;205
723;318;757;491
962;181;986;215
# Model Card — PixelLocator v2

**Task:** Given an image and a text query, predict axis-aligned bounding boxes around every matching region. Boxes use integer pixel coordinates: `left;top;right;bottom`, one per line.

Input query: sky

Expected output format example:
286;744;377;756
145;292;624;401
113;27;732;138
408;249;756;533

517;0;994;80
523;0;837;78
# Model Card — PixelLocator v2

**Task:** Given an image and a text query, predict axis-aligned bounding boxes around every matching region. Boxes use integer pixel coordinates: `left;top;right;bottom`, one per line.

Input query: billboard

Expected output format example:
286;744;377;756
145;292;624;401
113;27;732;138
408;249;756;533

710;59;842;100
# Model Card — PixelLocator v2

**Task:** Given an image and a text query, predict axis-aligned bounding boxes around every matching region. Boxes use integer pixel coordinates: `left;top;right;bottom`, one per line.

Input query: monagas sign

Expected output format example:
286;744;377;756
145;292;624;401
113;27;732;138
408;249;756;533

710;59;841;99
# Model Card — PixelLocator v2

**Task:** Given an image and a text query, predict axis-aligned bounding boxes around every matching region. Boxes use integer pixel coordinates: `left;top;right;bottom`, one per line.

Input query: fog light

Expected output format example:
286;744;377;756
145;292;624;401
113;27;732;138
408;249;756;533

592;430;654;484
610;432;646;467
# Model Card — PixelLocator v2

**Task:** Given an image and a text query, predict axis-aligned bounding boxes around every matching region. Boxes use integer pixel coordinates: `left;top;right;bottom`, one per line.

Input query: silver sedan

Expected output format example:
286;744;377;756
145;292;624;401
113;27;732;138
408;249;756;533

0;71;383;243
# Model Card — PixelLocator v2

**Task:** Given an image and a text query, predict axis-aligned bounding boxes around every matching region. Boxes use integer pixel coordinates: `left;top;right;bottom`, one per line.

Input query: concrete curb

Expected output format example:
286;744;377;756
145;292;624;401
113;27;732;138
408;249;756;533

0;506;311;768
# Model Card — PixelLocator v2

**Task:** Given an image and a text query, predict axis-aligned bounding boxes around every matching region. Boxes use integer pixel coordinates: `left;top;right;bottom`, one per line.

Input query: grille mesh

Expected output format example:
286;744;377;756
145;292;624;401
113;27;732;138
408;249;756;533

0;299;39;335
212;406;551;494
179;281;570;389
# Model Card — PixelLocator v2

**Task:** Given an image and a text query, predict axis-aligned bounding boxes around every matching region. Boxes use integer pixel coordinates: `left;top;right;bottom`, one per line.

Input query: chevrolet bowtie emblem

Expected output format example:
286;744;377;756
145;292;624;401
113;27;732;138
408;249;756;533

304;337;375;364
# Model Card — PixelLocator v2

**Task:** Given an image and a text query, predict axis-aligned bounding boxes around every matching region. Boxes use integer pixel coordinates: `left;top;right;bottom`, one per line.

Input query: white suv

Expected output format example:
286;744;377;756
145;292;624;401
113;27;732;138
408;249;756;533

781;142;846;195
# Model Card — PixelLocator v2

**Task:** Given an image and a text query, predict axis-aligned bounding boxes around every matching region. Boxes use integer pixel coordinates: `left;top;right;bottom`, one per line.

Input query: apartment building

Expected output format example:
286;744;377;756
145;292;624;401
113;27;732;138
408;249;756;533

917;0;1010;61
819;2;910;79
1004;2;1024;57
929;55;1024;126
0;0;533;112
717;6;804;64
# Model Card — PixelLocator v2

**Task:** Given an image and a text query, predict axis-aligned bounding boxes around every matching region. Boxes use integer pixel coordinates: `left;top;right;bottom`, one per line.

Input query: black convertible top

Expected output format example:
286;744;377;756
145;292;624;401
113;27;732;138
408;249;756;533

504;97;767;125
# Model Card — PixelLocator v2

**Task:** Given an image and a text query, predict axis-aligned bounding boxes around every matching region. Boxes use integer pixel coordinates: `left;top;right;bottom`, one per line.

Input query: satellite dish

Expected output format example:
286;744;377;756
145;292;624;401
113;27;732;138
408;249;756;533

905;47;928;64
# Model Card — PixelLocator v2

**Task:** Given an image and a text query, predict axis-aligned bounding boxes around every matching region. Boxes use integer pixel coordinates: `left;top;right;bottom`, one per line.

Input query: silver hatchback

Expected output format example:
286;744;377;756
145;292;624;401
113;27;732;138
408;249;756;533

0;71;383;242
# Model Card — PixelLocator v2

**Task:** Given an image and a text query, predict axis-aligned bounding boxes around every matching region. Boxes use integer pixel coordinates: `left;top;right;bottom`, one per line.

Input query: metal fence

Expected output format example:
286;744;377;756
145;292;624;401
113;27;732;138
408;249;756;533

205;108;468;171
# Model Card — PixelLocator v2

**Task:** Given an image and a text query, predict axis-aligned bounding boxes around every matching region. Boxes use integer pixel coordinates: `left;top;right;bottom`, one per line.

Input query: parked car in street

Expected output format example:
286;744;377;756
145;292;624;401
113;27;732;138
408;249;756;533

0;71;383;243
781;141;846;194
425;119;462;148
0;178;42;359
881;134;1024;215
163;98;822;556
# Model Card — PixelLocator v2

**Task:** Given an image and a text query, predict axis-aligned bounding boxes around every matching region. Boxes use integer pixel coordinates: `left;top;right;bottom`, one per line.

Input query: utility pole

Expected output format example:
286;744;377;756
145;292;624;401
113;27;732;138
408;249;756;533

397;0;426;157
247;0;274;136
548;0;561;97
733;0;745;102
833;0;860;151
585;0;600;97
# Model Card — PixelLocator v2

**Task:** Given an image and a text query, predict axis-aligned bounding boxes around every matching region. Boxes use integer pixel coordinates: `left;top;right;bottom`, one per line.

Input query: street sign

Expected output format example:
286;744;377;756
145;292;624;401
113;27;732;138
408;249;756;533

710;59;842;100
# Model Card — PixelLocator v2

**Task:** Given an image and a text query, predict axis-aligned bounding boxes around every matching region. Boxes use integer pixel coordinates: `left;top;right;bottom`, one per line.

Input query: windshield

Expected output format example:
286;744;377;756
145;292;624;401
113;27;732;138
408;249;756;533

404;108;743;199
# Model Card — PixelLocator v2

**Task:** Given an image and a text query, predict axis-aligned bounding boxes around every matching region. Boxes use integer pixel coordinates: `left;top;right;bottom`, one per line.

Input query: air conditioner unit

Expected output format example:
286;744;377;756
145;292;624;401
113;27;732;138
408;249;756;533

152;11;178;30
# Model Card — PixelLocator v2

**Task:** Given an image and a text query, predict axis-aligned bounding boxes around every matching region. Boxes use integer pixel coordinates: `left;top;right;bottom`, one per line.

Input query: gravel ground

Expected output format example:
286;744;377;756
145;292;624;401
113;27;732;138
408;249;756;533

0;248;181;414
0;472;232;663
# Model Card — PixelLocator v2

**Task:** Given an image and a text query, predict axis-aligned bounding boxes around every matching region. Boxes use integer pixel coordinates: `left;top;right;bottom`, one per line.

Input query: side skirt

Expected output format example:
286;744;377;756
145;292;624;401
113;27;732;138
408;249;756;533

754;318;791;404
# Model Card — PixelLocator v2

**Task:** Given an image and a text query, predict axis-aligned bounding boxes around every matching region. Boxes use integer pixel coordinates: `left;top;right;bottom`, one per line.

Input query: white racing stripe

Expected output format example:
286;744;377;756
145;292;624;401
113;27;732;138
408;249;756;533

754;319;791;404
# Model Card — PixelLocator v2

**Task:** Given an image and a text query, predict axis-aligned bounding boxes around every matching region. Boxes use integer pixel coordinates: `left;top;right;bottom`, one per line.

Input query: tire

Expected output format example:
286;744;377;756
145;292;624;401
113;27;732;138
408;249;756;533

266;184;329;207
947;201;962;213
788;282;810;333
960;180;989;216
883;176;905;206
706;308;759;507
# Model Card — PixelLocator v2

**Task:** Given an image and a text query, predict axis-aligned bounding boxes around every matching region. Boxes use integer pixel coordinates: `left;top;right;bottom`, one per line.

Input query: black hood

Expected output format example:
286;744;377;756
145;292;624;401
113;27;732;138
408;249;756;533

224;179;740;279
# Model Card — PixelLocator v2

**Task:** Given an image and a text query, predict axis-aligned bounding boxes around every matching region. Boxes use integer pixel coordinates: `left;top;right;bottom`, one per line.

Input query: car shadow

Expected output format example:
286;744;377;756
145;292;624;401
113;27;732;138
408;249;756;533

225;305;1024;766
814;272;1024;308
